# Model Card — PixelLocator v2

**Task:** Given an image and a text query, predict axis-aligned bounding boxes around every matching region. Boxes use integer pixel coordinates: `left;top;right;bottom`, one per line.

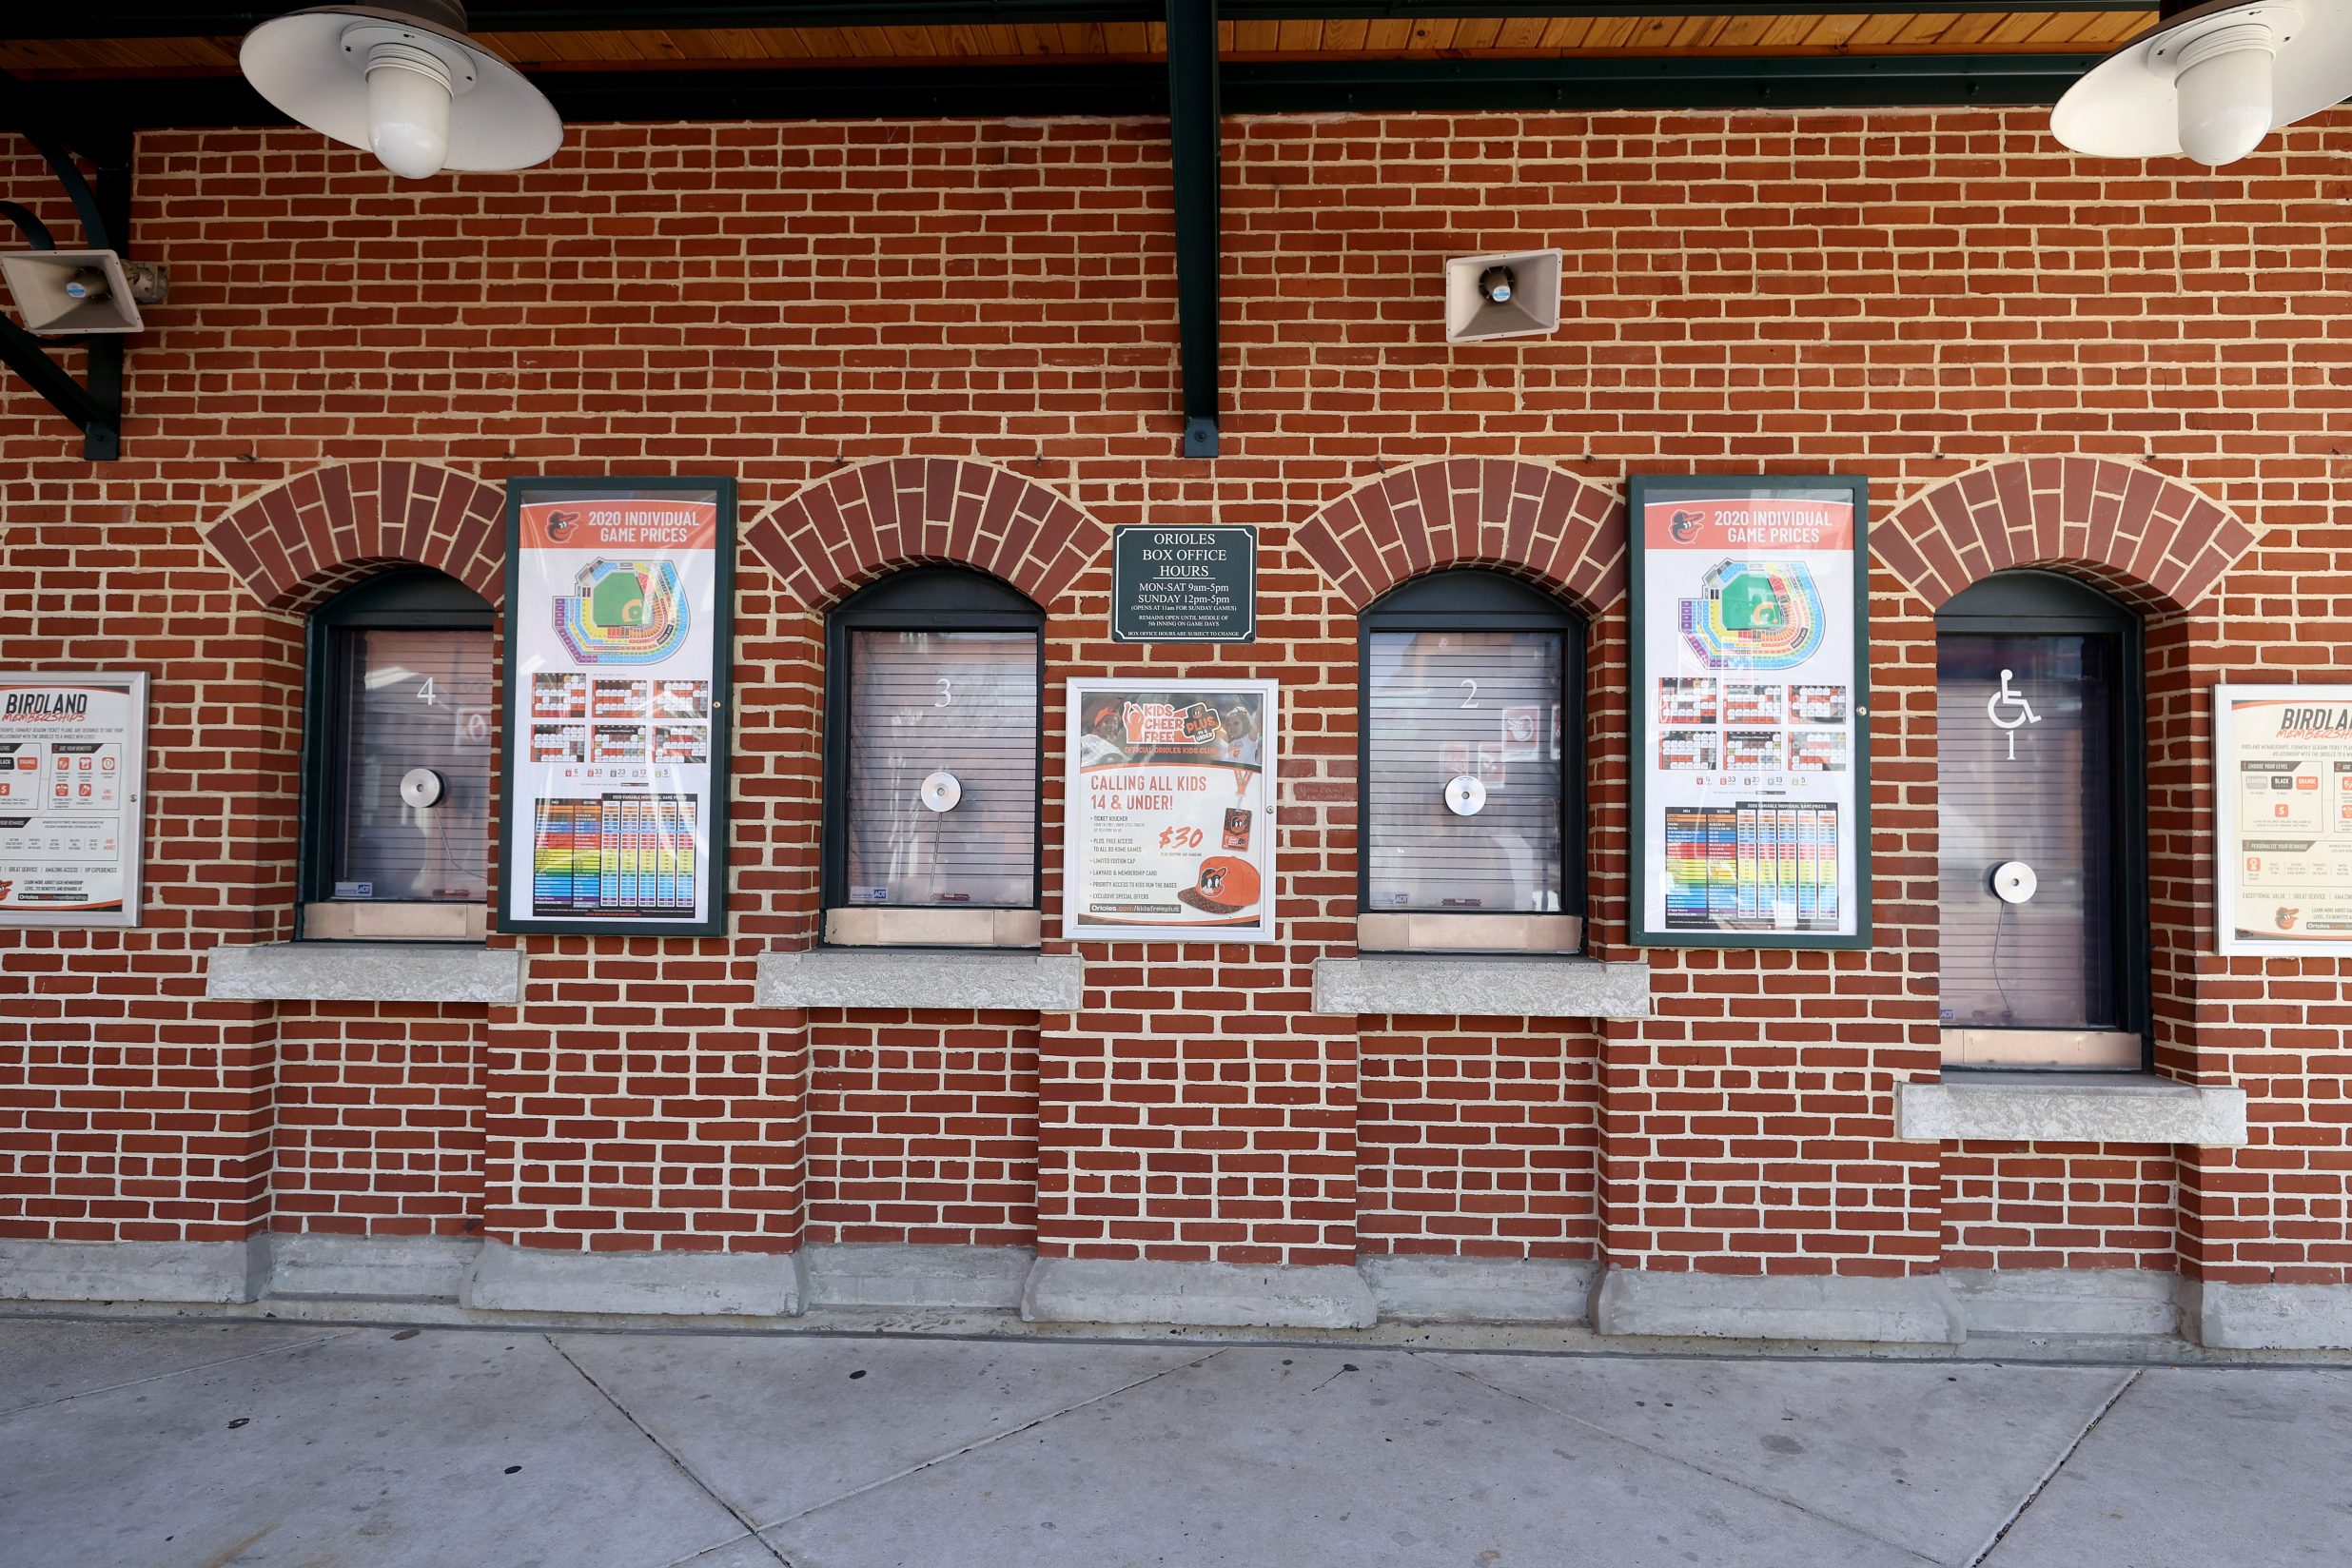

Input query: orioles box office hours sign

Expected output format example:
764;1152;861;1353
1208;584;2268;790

1628;476;1872;950
498;478;735;936
1065;678;1278;942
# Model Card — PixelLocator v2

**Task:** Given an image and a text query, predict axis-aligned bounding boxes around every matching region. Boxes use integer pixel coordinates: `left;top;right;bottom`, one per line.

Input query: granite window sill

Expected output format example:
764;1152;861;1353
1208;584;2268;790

756;948;1083;1011
1310;954;1651;1019
205;942;521;1006
1896;1072;2249;1146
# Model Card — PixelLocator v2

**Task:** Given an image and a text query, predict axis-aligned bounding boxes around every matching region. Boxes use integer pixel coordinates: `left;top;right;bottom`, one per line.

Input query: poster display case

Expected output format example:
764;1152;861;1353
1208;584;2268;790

0;671;147;929
497;477;735;936
2214;684;2352;954
1628;475;1871;950
1063;677;1278;942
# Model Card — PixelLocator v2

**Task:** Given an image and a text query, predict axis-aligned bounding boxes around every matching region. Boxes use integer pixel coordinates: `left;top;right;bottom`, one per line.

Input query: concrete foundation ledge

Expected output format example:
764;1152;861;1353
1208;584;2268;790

1310;954;1651;1019
1590;1267;1966;1344
807;1244;1035;1310
1022;1257;1378;1329
1947;1267;2179;1338
461;1240;807;1318
0;1236;269;1304
756;948;1083;1011
206;941;522;1006
2179;1278;2352;1350
268;1233;480;1301
1357;1254;1596;1323
1897;1072;2247;1146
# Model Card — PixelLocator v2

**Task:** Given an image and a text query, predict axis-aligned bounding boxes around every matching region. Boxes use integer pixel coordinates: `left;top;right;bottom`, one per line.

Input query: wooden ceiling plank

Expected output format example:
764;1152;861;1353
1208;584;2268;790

1322;18;1370;52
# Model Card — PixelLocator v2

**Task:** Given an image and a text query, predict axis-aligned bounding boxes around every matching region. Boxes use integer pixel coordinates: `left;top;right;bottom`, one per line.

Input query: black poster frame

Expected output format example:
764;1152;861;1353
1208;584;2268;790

495;474;736;938
1626;473;1872;951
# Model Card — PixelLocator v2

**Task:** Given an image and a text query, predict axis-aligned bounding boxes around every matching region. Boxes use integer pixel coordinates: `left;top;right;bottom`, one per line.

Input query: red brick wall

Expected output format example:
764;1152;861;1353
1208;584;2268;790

1942;1142;2178;1272
3;108;2345;1287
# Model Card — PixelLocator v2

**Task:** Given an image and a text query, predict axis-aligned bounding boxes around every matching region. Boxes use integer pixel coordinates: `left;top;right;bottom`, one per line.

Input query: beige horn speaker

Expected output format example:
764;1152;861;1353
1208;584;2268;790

0;249;169;336
1443;247;1563;344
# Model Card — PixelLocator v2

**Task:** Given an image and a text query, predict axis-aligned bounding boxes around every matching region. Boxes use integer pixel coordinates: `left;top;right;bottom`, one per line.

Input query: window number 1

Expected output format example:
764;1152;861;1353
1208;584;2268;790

417;676;437;705
934;677;952;709
1460;679;1480;709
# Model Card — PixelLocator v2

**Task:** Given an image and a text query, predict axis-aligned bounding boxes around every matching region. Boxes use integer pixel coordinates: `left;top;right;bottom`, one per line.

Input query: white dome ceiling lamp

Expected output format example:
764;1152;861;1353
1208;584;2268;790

2052;0;2352;167
240;2;563;180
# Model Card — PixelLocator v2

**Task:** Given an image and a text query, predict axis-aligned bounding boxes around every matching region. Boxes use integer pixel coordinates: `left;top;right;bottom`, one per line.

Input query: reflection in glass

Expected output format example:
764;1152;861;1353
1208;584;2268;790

1935;632;2118;1029
846;629;1037;907
1365;628;1564;913
334;627;494;901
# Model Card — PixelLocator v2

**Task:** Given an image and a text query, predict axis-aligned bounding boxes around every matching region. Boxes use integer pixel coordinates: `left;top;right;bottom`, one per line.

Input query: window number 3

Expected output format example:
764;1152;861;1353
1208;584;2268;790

934;677;952;709
1460;679;1480;709
416;676;437;706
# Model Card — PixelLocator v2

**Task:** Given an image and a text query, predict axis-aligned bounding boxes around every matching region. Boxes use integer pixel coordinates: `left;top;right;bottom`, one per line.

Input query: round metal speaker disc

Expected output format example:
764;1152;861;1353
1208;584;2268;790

1444;774;1487;817
400;767;444;809
921;771;963;813
1992;860;2038;905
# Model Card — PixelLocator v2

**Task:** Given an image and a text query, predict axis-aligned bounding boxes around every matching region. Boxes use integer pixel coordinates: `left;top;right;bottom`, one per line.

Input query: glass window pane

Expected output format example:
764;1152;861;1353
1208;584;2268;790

845;629;1037;908
333;627;494;901
1365;628;1565;913
1935;631;2119;1029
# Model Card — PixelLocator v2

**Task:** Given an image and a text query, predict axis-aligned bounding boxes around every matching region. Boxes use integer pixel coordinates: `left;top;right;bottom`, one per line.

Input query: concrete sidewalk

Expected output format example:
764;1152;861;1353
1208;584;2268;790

4;1316;2347;1568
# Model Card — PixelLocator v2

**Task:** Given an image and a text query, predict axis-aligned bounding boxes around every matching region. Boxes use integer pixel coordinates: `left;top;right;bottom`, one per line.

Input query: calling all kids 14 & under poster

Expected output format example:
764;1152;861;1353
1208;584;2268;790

1064;678;1278;942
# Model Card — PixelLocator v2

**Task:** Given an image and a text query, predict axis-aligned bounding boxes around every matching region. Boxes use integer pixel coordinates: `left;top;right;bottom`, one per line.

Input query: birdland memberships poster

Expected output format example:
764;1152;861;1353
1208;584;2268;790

2213;685;2352;954
498;479;734;935
0;672;147;928
1628;477;1871;949
1063;678;1278;942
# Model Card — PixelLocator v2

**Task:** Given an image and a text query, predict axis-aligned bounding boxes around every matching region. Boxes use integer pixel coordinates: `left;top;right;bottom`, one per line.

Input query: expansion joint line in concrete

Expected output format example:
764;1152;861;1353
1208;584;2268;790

750;1347;1233;1536
1964;1367;2142;1567
547;1334;796;1568
1415;1352;1947;1566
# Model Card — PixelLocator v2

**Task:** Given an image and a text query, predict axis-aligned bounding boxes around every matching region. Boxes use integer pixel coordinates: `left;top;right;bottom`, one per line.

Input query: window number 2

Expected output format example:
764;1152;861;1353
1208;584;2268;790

934;677;952;709
417;676;438;706
1460;679;1480;709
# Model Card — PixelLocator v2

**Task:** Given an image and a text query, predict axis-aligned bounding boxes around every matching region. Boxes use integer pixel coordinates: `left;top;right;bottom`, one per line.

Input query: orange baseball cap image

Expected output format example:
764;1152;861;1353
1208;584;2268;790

1177;854;1262;917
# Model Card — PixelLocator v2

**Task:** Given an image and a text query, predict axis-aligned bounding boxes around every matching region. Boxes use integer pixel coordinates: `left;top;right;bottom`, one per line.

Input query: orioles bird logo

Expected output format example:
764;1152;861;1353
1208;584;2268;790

1669;509;1705;542
1200;865;1227;897
546;509;580;541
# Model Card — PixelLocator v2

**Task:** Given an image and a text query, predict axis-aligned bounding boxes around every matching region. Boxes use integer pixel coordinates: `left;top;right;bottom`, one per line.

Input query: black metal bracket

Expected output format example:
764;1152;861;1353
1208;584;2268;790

1167;0;1221;459
0;119;132;461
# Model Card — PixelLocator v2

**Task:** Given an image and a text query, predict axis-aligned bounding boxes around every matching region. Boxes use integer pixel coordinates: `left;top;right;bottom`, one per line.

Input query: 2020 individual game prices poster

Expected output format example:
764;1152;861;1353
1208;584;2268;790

498;478;734;935
1628;476;1871;950
1063;678;1279;942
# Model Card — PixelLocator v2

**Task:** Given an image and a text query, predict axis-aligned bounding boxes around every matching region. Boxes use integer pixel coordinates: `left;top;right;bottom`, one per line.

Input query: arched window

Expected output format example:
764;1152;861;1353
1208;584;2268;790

301;568;496;941
823;567;1044;946
1936;570;2147;1068
1360;570;1584;952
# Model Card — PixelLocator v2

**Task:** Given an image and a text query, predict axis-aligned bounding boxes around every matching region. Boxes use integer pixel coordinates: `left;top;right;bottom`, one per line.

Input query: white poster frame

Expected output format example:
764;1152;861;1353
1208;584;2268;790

1061;676;1279;944
0;670;147;930
2213;682;2352;955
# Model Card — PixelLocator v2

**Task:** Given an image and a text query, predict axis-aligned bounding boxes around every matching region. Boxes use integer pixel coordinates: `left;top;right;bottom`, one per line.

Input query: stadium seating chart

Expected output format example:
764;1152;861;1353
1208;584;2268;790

1631;480;1868;947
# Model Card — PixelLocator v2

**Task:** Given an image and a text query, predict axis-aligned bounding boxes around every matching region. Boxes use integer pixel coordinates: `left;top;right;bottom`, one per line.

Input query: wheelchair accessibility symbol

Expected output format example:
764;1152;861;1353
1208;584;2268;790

1988;668;2040;760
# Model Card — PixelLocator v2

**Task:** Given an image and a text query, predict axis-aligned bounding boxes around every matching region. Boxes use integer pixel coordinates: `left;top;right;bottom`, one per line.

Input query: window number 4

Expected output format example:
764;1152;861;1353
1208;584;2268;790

417;676;437;706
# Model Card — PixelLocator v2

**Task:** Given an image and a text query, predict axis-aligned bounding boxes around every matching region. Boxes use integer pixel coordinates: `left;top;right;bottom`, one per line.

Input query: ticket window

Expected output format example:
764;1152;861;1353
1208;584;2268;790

1935;572;2146;1068
300;569;497;941
1360;570;1583;953
822;568;1044;947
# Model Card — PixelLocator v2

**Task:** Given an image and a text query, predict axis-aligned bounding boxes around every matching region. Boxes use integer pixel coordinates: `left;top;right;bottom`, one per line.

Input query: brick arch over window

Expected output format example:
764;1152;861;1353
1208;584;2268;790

1293;459;1626;615
1875;457;2258;613
747;458;1107;608
206;461;506;612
